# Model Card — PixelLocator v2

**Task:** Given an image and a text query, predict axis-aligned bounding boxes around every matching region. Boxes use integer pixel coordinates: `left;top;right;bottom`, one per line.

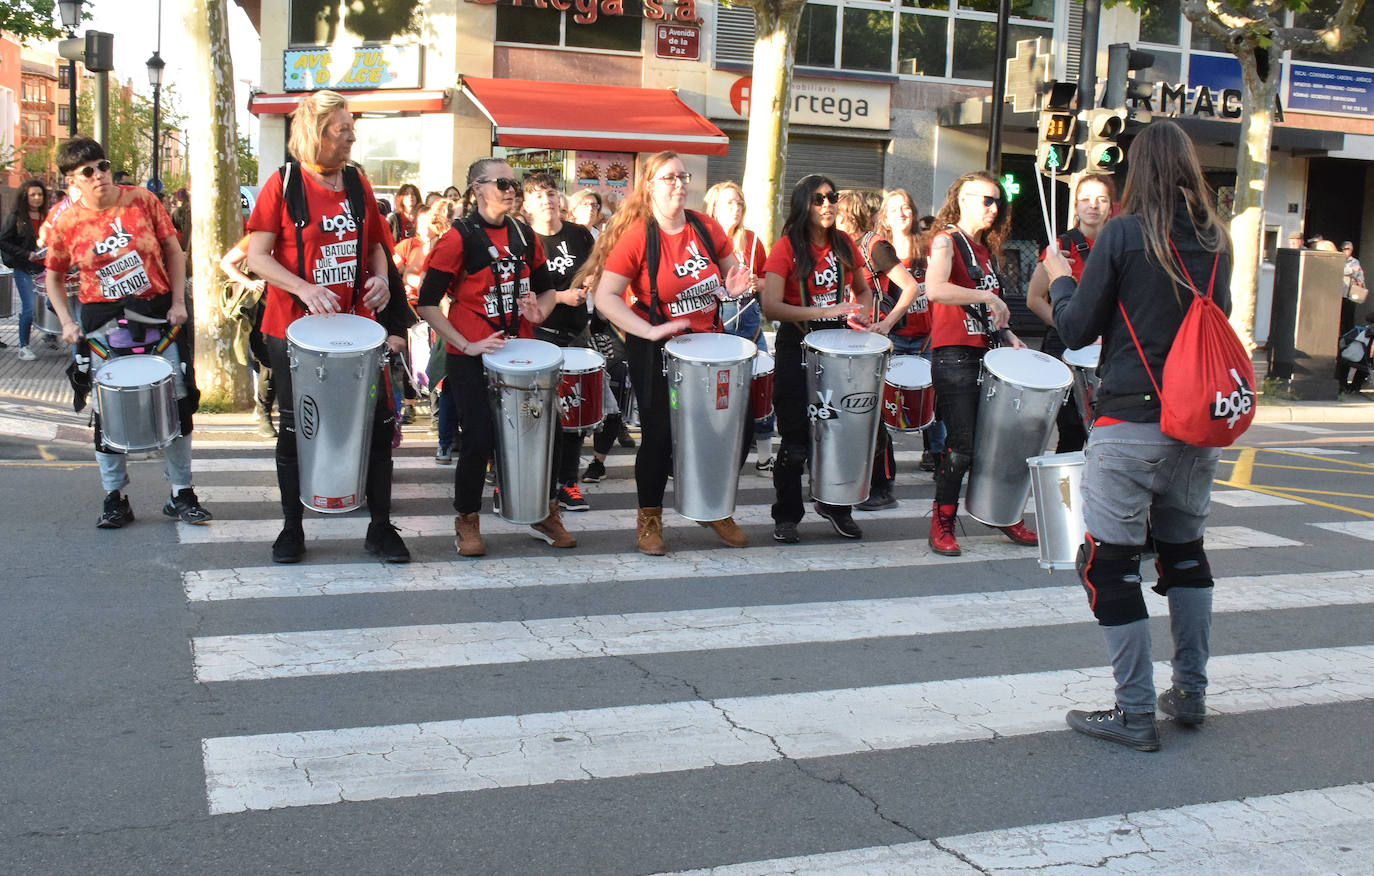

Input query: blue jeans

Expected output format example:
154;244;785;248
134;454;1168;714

721;296;774;440
889;333;945;455
13;270;36;347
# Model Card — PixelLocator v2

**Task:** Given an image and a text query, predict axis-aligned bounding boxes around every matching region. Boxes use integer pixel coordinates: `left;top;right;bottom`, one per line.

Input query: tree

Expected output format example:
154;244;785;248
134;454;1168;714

237;129;258;185
733;0;809;247
1114;0;1365;348
0;0;63;43
184;0;253;410
76;84;185;186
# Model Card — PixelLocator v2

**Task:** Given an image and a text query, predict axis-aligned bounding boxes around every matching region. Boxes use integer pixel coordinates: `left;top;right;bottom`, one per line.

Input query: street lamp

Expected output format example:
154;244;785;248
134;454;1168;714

58;0;83;137
147;51;165;193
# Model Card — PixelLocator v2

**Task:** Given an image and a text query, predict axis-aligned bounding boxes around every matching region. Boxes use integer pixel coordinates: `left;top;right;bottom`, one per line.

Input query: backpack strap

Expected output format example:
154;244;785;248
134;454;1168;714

341;165;367;308
1060;227;1091;257
945;225;999;347
643;210;727;330
280;162;368;310
279;163;308;281
455;215;533;337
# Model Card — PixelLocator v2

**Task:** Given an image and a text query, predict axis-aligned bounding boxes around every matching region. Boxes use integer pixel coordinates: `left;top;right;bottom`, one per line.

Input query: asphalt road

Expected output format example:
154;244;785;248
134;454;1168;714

3;422;1373;874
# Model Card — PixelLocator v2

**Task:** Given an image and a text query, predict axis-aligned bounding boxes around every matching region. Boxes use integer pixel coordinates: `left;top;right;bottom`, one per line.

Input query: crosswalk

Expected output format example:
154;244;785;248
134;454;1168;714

178;440;1374;871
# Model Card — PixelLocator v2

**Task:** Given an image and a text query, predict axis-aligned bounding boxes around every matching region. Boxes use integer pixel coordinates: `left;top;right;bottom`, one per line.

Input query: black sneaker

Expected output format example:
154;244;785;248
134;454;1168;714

558;483;590;511
272;522;306;564
814;502;862;539
618;425;636;448
855;488;896;511
773;521;800;544
1066;706;1160;751
1158;687;1206;726
581;458;606;483
163;488;213;524
365;521;411;563
97;491;134;529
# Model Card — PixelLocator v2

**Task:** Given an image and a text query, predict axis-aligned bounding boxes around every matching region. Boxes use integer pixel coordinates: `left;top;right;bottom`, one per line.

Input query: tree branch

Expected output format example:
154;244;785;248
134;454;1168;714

1273;0;1366;53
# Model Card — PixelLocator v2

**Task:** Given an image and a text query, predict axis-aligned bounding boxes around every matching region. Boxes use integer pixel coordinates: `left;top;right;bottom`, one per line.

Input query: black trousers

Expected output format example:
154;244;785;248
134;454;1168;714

266;335;395;525
930;345;984;506
624;335;673;508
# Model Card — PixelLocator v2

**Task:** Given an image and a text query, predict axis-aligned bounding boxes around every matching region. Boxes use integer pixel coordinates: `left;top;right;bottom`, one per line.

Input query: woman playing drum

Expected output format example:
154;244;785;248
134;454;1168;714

924;171;1036;556
1044;120;1231;751
44;137;212;530
761;175;877;544
580;151;753;556
245;89;414;564
415;158;571;557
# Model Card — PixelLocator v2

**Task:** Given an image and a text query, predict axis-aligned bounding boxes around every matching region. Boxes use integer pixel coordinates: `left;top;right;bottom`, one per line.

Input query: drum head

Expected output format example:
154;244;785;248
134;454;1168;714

664;332;756;364
287;314;386;353
983;347;1072;389
95;354;174;387
804;328;891;356
753;350;775;376
1062;345;1101;369
561;347;606;373
885;355;931;388
483;338;563;373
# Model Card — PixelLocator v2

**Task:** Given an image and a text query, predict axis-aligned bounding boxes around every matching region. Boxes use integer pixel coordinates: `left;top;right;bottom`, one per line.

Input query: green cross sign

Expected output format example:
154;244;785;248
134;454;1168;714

1001;174;1021;202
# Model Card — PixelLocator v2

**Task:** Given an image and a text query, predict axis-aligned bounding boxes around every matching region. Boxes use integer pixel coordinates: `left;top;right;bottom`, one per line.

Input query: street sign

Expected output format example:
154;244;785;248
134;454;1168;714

1005;37;1053;114
655;24;700;61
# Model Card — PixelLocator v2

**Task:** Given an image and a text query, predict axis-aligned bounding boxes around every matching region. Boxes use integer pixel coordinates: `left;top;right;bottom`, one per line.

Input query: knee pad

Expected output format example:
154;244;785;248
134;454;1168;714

775;442;808;472
1076;534;1148;626
1152;537;1213;595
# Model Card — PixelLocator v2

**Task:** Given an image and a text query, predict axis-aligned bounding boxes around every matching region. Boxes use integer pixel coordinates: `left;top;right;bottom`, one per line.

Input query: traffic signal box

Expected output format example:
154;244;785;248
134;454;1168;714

1104;43;1156;113
1036;81;1082;175
1082;107;1126;171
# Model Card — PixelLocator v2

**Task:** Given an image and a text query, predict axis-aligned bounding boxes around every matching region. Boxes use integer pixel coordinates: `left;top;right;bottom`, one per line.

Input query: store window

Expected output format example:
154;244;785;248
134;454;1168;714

1137;0;1184;85
290;0;421;46
495;1;644;53
354;115;422;195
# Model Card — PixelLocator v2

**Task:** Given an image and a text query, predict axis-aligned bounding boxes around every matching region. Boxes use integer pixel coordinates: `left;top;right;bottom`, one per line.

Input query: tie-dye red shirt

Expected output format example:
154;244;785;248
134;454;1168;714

44;186;176;304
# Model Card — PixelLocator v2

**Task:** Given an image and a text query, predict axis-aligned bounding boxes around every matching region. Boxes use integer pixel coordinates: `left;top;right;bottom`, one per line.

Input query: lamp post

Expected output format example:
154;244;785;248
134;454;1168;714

58;0;82;138
147;51;165;194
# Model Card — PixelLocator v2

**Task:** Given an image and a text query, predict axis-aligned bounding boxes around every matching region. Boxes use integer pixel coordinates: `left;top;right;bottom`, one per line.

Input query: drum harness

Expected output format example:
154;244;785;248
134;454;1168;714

945;225;1010;352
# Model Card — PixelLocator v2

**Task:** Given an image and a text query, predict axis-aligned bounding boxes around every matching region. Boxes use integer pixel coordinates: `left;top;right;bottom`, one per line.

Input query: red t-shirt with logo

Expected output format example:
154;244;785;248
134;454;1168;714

929;230;1002;350
423;220;550;353
733;229;768;279
45;186;177;305
604;212;732;334
765;232;864;319
891;256;932;339
247;167;386;338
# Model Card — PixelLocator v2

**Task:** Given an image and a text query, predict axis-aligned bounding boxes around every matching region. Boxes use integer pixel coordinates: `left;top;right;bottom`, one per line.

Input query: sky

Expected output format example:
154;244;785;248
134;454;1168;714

73;0;264;148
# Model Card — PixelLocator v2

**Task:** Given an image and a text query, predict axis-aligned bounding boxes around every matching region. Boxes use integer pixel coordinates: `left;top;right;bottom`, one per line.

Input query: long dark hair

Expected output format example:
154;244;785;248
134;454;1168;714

782;174;853;286
8;179;48;224
395;183;422;218
927;171;1012;259
1119;119;1229;290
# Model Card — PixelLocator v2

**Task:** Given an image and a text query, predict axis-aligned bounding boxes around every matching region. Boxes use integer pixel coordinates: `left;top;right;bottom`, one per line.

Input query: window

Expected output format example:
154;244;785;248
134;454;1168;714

1292;0;1374;68
58;106;70;125
495;0;644;53
59;66;70;88
290;0;420;45
1138;0;1181;46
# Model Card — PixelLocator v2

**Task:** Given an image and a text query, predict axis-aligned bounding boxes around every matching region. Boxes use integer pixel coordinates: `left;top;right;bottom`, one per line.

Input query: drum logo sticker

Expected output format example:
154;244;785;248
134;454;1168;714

715;370;730;410
313;494;355;510
840;392;878;413
669;387;678;410
563;382;583;409
299;395;319;440
808;389;840;422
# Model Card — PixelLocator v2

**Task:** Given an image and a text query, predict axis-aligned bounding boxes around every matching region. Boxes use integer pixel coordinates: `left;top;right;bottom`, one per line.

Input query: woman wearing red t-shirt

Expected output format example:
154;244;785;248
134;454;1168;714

44;137;212;529
415;158;571;558
924;171;1035;556
245;90;415;565
388;184;422;242
581;151;753;556
761;175;877;544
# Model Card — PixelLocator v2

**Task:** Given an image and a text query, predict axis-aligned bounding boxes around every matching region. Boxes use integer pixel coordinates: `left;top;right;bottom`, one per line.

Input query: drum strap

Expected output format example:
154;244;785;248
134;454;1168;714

945;226;1002;349
643;210;723;329
280;161;367;311
453;215;532;337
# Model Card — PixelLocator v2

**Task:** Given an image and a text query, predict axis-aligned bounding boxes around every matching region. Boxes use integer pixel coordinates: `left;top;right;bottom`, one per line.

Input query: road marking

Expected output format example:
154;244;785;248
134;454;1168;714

1210;489;1302;507
0;414;57;441
1216;481;1374;520
192;569;1374;681
658;783;1374;875
181;526;1296;602
1259;424;1338;433
1270;446;1358;455
1227;447;1256;485
201;644;1374;814
1311;520;1374;541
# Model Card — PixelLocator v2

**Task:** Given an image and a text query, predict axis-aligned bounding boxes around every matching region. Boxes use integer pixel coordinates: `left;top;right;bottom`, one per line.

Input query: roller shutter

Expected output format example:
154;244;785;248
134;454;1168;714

707;130;887;192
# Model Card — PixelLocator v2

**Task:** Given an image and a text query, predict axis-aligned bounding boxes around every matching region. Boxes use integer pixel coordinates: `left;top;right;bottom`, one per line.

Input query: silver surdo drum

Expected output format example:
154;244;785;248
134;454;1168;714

483;339;563;525
33;291;75;335
1027;451;1087;571
287;314;387;514
664;333;757;522
1061;344;1102;432
965;348;1072;528
803;329;891;505
93;354;179;452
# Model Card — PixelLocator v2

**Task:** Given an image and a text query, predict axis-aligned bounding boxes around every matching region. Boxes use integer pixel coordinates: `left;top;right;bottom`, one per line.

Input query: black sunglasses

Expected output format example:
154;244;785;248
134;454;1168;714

478;177;520;192
968;194;1002;208
77;159;112;178
811;191;839;206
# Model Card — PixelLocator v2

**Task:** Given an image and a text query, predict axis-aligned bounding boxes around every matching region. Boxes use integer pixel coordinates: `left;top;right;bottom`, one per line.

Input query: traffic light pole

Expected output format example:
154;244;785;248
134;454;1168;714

986;0;1012;172
1077;0;1100;112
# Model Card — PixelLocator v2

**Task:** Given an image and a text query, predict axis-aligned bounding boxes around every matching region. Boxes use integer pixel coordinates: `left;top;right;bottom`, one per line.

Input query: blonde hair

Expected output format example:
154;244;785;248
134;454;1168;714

703;181;747;248
287;89;350;166
574;151;679;290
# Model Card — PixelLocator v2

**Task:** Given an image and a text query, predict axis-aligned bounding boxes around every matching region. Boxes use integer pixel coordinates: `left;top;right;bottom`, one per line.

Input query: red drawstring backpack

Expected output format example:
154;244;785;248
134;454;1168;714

1117;240;1256;447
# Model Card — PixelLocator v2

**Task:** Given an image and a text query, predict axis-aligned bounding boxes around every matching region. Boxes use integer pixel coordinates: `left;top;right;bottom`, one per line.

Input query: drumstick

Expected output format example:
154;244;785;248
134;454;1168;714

1034;170;1054;246
1050;165;1058;245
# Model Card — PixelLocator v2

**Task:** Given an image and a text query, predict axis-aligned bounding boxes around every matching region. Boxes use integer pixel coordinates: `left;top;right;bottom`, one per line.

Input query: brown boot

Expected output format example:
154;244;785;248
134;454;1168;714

531;499;577;548
454;512;486;557
636;506;667;556
699;517;748;548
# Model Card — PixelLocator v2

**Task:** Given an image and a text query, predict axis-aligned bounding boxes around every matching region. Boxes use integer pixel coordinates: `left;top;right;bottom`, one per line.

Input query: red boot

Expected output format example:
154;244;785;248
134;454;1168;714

1000;520;1038;546
929;501;961;556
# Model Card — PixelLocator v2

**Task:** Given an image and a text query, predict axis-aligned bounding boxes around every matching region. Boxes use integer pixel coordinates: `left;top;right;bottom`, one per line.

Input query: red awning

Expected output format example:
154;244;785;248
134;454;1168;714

248;89;450;116
459;76;728;156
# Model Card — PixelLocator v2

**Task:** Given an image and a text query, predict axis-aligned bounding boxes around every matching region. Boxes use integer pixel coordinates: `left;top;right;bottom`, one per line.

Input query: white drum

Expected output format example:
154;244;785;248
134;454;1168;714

1028;451;1087;571
483;339;564;525
803;329;891;505
93;354;179;452
1062;344;1102;431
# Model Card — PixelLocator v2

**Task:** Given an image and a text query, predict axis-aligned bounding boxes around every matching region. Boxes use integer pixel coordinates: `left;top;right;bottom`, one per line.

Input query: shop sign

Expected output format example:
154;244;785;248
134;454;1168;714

655;24;699;61
1288;63;1374;118
708;72;890;131
283;45;421;92
1140;54;1284;120
467;0;703;27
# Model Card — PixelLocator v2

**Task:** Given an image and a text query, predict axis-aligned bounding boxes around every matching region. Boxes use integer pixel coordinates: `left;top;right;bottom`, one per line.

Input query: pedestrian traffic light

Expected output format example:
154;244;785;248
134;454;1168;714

1036;142;1083;175
1104;43;1156;111
1082;107;1127;171
1037;81;1078;146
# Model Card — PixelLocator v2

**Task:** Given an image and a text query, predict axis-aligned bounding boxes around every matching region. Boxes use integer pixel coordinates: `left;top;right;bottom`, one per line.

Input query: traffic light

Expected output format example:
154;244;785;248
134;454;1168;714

1104;43;1156;111
1082;107;1126;171
1036;81;1082;176
1036;142;1082;175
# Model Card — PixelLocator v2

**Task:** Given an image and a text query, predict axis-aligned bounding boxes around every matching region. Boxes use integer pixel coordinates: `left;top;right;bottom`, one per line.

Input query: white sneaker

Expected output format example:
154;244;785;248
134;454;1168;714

755;456;774;476
17;345;36;361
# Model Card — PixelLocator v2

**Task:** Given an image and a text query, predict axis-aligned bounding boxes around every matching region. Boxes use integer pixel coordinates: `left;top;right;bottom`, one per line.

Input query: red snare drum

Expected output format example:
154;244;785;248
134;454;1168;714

882;355;935;432
558;348;607;432
750;350;775;421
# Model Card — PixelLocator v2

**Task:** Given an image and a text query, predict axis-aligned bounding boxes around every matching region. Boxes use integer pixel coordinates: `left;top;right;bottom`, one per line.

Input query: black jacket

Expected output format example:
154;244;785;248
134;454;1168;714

0;210;42;274
1050;197;1232;422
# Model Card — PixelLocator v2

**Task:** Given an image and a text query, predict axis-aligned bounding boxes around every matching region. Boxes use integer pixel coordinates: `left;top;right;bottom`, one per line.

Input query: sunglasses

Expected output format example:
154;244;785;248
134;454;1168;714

77;160;112;178
478;177;520;192
811;191;839;206
964;194;1001;208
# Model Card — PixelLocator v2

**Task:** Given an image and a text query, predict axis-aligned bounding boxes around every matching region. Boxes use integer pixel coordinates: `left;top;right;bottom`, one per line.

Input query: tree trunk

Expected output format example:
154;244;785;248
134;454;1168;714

183;0;252;409
740;0;806;248
1229;46;1279;352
